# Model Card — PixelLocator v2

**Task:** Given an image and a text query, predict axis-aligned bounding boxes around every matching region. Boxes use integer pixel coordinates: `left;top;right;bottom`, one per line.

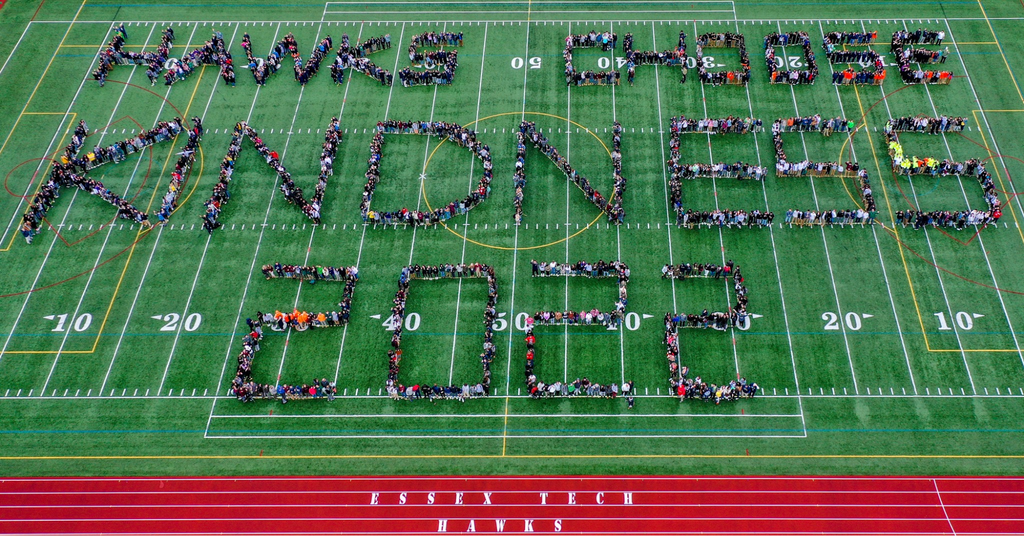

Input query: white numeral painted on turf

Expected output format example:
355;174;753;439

934;311;980;331
492;312;508;331
383;313;421;331
822;311;870;331
44;313;92;332
772;56;804;69
597;57;611;69
624;312;640;331
511;57;542;69
152;313;202;332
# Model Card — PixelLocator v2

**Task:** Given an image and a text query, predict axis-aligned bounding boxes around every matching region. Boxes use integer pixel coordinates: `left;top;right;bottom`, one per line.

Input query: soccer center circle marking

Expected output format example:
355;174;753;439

420;111;610;251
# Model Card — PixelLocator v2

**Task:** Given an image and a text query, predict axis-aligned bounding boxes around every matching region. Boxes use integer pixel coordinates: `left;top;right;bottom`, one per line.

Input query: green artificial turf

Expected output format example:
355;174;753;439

0;0;1023;476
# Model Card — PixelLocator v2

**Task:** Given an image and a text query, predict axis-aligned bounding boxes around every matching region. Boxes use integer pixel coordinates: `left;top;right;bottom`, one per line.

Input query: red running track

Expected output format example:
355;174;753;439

0;476;1022;535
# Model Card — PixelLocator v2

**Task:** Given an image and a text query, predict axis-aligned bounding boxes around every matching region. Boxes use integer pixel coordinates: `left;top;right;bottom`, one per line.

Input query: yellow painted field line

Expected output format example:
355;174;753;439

851;83;934;352
89;67;209;354
0;0;88;181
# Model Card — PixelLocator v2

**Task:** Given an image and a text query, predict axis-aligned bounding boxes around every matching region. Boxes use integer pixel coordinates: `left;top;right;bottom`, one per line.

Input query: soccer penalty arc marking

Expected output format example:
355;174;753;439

6;23;1004;400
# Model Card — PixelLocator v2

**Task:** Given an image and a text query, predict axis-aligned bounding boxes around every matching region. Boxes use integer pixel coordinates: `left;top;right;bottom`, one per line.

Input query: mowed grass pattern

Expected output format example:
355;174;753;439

0;0;1022;475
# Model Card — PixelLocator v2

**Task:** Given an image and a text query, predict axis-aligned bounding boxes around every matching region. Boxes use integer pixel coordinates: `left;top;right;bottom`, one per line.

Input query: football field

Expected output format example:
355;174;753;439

1;0;1024;476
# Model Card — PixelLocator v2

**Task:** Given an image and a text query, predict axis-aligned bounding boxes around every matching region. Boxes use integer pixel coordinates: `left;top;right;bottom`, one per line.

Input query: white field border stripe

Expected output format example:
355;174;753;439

874;24;975;393
563;21;571;384
727;18;806;436
816;20;917;394
41;22;201;396
206;433;807;439
447;22;489;385
2;475;1020;482
202;21;287;432
209;412;804;418
0;23;117;368
4;501;1009;508
100;23;242;395
33;17;1024;24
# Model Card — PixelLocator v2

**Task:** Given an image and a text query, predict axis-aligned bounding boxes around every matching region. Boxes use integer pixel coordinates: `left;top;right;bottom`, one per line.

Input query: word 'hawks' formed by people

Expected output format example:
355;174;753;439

386;264;498;402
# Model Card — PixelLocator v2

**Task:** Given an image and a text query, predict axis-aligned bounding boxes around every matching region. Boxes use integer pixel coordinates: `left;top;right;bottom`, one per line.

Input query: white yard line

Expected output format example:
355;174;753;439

609;21;625;385
39;23;192;395
872;24;975;393
817;20;917;394
692;20;741;377
918;21;1024;373
651;22;678;314
100;24;242;395
562;23;574;384
730;19;806;435
776;21;858;393
447;22;489;385
202;21;301;430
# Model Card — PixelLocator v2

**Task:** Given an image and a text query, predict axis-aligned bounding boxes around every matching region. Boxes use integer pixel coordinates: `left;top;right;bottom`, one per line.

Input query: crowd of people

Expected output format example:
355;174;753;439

243;31;337;85
361;120;492;226
528;260;629;327
662;263;758;403
241;32;293;85
823;31;885;85
163;31;235;87
564;31;620;86
155;117;203;224
255;264;358;331
884;118;1002;228
772;115;878;218
333;33;393;86
622;31;688;84
230;263;356;402
678;209;775;228
386;264;498;402
695;32;750;85
21;116;203;242
93;24;173;86
398;32;462;86
764;31;818;85
516;121;625;224
772;116;860;177
891;29;953;84
666;116;768;227
203;118;340;233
